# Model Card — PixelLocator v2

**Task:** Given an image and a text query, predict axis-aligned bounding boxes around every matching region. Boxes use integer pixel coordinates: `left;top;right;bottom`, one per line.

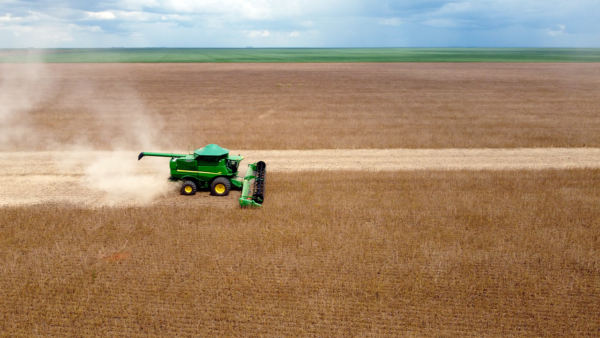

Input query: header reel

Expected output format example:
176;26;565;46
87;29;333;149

239;161;266;208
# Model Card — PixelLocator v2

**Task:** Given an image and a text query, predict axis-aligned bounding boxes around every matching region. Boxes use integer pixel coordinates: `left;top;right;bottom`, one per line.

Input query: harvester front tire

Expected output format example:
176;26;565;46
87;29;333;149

211;177;231;196
181;181;197;196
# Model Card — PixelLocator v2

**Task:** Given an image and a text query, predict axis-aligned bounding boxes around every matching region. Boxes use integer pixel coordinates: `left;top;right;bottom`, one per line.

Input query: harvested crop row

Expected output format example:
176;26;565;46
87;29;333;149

1;148;599;207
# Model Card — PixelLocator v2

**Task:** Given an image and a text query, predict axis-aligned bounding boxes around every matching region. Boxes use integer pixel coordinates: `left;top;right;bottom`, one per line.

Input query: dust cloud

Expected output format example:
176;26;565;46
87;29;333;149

0;57;53;150
82;152;177;205
0;61;176;205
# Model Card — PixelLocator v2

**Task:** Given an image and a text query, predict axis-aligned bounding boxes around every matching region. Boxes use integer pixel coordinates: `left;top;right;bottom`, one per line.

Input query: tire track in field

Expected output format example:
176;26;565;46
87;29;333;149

1;148;599;207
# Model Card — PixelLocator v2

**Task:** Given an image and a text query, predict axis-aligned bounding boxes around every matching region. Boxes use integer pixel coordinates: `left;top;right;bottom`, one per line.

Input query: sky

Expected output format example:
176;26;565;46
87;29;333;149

1;0;599;48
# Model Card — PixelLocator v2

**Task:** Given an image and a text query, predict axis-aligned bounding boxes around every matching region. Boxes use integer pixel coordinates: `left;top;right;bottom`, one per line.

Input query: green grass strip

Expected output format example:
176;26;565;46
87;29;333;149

1;48;600;63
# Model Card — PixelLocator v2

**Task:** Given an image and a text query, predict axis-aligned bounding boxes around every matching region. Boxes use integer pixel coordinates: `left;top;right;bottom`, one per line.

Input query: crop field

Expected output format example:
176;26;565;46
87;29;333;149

2;149;600;207
2;170;600;336
2;48;600;63
1;62;599;336
2;63;600;150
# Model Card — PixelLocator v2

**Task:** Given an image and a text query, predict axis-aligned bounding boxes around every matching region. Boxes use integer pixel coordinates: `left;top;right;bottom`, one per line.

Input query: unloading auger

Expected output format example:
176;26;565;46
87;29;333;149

138;144;266;207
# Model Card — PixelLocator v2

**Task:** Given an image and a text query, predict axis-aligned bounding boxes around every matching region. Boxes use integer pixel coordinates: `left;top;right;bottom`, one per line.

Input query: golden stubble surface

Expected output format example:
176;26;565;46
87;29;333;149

7;63;600;150
1;170;599;336
2;62;599;336
1;148;600;207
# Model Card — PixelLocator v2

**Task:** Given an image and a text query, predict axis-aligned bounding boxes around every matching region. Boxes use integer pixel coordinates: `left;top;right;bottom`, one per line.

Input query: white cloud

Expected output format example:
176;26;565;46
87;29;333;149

548;24;566;36
0;11;52;23
85;11;116;20
379;18;402;26
117;0;275;20
0;14;17;22
0;0;599;47
26;10;68;22
435;1;473;15
247;30;270;38
117;0;161;11
422;18;459;28
107;10;191;22
0;21;103;45
42;30;73;42
112;10;155;21
68;24;103;33
160;14;192;21
0;25;34;36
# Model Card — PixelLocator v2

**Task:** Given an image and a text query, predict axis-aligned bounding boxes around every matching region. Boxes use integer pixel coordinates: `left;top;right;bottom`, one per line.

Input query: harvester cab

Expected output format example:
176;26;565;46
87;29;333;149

138;144;266;207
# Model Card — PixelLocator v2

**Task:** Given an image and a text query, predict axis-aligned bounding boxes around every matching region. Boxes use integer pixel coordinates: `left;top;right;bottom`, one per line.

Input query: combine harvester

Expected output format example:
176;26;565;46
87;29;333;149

138;144;266;207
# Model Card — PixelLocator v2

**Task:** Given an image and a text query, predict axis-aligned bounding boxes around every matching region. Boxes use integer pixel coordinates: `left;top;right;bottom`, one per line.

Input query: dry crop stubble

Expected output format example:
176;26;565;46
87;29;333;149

1;61;599;336
1;170;599;336
2;148;600;207
4;62;600;151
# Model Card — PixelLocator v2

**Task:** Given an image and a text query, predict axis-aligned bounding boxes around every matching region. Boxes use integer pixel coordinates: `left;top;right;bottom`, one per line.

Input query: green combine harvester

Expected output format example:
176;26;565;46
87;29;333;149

138;144;266;207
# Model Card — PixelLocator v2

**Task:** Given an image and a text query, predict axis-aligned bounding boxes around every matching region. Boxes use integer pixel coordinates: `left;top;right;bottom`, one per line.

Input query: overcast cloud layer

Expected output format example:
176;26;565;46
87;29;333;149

1;0;599;47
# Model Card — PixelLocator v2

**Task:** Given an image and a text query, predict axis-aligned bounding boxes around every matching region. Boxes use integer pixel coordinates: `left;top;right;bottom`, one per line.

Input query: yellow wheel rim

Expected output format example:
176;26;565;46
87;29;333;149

184;186;193;193
215;183;226;194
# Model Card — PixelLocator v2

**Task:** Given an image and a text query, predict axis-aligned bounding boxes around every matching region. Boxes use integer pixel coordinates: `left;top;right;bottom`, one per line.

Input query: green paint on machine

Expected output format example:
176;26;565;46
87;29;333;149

138;144;266;207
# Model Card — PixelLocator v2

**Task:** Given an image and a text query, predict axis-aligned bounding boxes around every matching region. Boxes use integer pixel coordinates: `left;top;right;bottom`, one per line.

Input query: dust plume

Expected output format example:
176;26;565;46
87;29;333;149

0;58;54;150
68;80;175;205
81;152;177;205
54;81;176;205
0;61;177;205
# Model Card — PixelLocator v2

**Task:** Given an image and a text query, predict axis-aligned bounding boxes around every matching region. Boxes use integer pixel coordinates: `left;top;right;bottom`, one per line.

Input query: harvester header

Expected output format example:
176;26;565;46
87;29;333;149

138;144;266;207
